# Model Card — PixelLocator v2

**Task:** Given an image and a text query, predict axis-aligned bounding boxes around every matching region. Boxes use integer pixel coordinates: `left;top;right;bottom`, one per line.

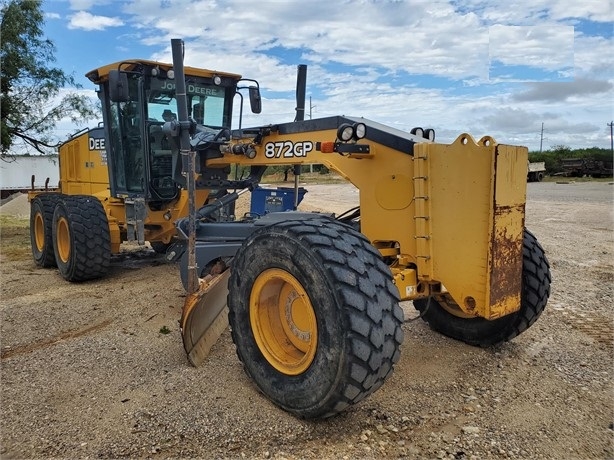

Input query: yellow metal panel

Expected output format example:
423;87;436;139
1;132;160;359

88;147;110;194
330;147;418;267
209;126;527;318
143;190;211;244
418;135;527;319
418;134;492;316
375;174;413;210
486;144;527;318
208;129;419;266
58;130;110;197
392;268;418;299
86;60;242;83
107;215;121;253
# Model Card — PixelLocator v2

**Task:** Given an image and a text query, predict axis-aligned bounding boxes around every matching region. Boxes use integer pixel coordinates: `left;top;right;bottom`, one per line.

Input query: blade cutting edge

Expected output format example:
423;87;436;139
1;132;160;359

181;269;231;366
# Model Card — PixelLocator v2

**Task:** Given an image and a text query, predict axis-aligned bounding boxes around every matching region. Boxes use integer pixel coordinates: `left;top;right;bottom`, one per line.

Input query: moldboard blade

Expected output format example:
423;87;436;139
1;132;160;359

181;269;231;366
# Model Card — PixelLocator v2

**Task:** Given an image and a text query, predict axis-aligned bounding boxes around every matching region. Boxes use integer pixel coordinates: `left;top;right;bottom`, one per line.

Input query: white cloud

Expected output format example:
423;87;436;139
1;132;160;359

124;0;491;80
453;0;614;24
512;78;613;102
67;11;124;31
56;0;612;149
572;34;614;78
488;25;574;72
548;0;614;22
45;12;61;19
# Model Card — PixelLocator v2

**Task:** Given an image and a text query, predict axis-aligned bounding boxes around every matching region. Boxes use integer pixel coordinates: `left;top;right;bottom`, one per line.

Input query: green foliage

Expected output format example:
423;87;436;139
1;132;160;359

0;0;99;155
159;326;171;335
265;165;290;176
229;164;252;180
529;146;613;175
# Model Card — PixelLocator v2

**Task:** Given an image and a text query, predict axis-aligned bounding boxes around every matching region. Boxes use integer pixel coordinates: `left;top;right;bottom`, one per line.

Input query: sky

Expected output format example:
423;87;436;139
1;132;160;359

40;0;614;152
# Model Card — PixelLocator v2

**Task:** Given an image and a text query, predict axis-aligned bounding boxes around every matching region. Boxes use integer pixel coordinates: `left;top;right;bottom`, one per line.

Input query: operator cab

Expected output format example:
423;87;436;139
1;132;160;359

86;60;259;206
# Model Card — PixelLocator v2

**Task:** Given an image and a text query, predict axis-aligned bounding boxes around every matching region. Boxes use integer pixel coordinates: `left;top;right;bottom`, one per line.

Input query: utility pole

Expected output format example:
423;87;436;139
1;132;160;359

608;121;613;157
309;96;315;120
539;122;544;154
309;96;316;172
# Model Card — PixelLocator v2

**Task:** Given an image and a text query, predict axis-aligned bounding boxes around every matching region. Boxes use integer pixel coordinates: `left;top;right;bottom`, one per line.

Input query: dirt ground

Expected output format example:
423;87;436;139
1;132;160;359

1;181;613;460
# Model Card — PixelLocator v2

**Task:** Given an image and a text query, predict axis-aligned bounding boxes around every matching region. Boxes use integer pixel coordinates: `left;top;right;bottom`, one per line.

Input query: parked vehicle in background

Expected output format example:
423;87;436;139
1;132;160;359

528;161;546;182
560;158;614;178
0;155;59;200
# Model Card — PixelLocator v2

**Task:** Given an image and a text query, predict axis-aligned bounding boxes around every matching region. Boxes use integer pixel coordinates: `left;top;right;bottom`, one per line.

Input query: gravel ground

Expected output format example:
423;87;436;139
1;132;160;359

1;181;613;460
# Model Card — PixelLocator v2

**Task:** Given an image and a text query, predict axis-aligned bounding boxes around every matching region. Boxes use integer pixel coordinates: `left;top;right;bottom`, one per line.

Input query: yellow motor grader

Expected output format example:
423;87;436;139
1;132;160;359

31;39;550;420
29;59;256;280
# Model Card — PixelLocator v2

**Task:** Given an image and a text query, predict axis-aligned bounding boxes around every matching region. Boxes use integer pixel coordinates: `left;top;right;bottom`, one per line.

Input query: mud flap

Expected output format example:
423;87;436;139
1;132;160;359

180;269;231;366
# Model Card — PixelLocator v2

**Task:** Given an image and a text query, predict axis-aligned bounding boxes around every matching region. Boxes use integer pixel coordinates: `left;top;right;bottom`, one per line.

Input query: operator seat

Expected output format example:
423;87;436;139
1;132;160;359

162;109;177;122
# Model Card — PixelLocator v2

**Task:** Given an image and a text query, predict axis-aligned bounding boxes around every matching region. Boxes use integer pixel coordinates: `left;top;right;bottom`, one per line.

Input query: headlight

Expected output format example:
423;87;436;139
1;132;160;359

337;123;354;142
337;122;367;142
213;75;222;85
411;127;424;138
354;122;366;139
167;69;175;79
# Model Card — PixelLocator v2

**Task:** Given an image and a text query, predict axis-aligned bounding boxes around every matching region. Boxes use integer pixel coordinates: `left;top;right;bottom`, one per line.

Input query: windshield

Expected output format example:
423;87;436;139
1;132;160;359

102;71;235;201
146;78;227;127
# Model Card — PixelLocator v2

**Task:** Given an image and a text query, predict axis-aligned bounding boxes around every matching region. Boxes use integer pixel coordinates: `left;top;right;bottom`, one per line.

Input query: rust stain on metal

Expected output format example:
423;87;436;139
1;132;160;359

489;204;523;310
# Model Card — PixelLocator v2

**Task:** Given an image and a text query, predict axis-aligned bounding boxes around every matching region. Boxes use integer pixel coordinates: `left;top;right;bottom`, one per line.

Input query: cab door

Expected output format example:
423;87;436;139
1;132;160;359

100;76;146;198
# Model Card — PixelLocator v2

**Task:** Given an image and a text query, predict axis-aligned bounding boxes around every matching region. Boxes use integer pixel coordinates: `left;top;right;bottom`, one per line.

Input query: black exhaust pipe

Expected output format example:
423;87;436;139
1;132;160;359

293;64;307;208
295;64;307;122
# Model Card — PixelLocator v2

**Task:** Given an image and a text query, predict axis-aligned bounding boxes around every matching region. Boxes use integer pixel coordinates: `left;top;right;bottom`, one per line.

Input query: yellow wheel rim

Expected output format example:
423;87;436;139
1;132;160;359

56;216;71;263
250;268;318;375
34;211;45;252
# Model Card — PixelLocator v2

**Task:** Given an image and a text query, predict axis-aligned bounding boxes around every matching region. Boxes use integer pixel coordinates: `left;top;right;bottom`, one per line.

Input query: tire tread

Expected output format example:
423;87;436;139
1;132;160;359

414;228;550;346
228;216;404;418
30;193;63;267
53;195;111;282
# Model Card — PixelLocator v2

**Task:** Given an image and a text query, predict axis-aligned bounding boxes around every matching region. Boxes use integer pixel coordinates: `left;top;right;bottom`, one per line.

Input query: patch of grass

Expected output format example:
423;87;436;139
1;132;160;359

0;216;31;261
0;215;29;228
159;326;171;335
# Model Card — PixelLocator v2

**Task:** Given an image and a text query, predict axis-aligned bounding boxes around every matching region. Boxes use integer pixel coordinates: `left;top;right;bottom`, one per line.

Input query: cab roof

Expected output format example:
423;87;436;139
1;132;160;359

85;59;242;84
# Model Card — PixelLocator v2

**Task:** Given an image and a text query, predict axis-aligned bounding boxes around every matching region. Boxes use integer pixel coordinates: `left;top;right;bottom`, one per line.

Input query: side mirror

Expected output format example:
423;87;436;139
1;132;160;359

109;70;129;102
248;86;262;114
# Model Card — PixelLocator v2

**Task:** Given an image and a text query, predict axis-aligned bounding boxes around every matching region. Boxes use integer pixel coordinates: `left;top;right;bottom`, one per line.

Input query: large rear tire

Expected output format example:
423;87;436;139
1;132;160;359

413;229;550;346
52;195;111;282
228;216;404;419
30;193;62;267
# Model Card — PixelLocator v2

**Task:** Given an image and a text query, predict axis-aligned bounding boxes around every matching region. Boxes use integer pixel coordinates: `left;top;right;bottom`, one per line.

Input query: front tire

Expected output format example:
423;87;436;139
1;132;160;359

228;216;404;419
30;193;62;267
414;229;551;346
52;195;111;282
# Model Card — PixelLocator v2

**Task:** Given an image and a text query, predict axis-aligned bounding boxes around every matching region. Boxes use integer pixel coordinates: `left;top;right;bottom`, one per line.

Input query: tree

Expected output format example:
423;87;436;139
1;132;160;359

1;0;98;156
529;145;612;175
